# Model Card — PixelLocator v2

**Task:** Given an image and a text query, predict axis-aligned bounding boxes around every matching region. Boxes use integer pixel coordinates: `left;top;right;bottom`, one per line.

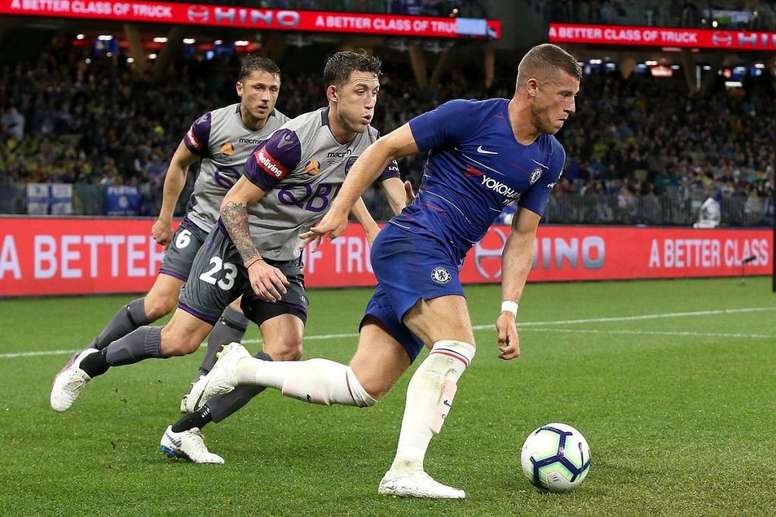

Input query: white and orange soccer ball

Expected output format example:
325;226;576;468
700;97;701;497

520;423;591;492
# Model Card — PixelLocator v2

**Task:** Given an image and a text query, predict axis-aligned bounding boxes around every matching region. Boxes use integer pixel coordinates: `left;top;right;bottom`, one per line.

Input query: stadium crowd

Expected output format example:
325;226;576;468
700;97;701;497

0;45;773;225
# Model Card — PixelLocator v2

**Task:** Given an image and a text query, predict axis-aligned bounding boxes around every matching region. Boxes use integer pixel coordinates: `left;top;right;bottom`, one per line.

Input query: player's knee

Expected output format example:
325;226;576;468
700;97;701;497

159;327;201;357
144;294;176;320
348;369;380;406
357;376;389;402
264;336;303;361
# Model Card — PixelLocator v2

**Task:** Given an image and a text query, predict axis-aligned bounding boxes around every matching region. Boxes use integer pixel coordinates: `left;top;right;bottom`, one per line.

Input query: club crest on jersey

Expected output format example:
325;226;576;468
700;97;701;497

344;156;358;175
219;142;235;156
431;267;451;285
529;168;543;185
303;159;320;175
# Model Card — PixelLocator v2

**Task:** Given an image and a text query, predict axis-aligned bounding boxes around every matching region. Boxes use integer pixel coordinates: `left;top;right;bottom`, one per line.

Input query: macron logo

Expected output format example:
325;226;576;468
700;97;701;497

254;149;286;179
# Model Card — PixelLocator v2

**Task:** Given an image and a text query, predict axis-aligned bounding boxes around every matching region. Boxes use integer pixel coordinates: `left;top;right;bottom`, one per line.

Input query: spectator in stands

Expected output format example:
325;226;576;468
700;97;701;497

0;40;773;226
1;105;25;141
693;187;721;228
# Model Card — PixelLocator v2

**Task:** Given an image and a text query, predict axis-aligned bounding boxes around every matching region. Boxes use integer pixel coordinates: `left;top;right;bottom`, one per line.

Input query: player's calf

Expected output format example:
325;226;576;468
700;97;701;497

90;298;152;350
197;344;378;408
159;325;206;357
278;358;377;407
199;306;251;374
388;340;475;473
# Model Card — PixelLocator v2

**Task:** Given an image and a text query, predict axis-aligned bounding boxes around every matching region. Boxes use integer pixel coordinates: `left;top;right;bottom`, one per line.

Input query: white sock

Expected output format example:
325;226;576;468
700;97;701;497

236;357;376;407
390;340;475;473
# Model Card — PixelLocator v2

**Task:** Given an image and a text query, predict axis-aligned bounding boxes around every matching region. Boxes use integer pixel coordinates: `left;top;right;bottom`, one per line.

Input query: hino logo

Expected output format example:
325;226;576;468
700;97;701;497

710;31;776;49
213;8;301;27
187;6;209;22
734;31;776;49
473;228;508;279
711;31;733;47
480;175;520;204
474;233;607;280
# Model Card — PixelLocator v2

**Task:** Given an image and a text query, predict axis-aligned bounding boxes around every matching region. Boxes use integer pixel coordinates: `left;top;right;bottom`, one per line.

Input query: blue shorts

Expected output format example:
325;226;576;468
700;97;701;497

361;223;464;362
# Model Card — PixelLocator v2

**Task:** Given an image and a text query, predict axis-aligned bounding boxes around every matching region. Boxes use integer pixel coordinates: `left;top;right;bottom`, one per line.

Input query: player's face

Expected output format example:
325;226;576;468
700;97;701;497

530;70;579;135
330;70;380;134
237;70;281;122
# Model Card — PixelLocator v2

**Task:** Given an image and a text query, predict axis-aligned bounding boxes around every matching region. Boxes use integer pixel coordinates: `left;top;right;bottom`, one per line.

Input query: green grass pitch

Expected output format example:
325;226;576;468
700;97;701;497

1;277;775;515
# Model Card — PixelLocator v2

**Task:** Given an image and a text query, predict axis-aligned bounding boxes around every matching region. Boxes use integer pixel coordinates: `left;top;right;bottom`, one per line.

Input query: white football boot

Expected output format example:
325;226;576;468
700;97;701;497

50;348;98;412
378;469;466;499
190;343;250;407
179;374;205;414
159;425;224;464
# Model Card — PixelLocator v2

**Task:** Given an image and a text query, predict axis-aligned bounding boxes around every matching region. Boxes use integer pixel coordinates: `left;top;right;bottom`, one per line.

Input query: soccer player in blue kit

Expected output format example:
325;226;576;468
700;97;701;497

192;44;581;498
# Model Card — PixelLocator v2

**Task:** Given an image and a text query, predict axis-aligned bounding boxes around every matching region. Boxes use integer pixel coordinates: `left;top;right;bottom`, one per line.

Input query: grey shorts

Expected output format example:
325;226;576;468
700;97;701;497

179;224;308;326
159;217;209;281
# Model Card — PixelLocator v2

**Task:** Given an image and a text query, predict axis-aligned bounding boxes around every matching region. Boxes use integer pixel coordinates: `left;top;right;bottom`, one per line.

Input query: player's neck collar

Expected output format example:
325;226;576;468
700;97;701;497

322;106;357;145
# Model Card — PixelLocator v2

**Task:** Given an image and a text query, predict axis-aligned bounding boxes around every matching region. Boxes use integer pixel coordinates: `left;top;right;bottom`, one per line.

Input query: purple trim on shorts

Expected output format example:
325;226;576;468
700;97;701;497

180;215;209;239
277;300;307;317
178;301;219;325
181;215;197;230
158;268;188;281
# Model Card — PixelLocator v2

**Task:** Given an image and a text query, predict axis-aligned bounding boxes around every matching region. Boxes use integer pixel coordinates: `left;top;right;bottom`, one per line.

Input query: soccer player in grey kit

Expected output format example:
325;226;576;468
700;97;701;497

51;51;410;462
50;55;290;409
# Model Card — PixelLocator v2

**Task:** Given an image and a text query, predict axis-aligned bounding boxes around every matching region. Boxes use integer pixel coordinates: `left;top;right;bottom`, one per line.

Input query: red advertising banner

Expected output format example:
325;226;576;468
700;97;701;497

549;22;776;51
0;1;500;39
0;218;771;297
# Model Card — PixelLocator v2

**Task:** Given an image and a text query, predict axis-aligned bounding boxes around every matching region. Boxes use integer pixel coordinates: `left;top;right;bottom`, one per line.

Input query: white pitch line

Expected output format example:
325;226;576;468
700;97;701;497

520;328;775;339
0;349;78;359
2;306;774;359
514;307;776;327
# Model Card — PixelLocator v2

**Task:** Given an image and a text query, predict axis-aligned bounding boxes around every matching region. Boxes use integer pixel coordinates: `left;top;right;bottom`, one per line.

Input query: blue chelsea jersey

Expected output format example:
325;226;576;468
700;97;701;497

390;98;566;263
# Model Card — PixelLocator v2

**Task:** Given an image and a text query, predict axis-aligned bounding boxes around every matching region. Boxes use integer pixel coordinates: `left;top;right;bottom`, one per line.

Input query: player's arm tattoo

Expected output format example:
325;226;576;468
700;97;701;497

221;201;261;265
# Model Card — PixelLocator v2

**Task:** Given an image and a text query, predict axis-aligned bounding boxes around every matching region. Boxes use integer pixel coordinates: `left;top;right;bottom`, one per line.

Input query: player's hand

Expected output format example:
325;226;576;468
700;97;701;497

496;312;520;360
247;260;289;302
404;180;416;205
152;218;173;247
300;209;349;249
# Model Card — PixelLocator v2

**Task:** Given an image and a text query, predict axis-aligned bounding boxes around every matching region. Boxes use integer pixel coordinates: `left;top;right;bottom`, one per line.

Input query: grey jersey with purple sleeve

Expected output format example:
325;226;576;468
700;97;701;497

184;103;289;233
242;107;400;261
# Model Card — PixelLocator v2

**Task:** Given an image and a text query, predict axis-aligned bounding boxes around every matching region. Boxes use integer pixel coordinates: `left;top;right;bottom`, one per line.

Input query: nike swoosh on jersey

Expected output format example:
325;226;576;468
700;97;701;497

476;145;498;155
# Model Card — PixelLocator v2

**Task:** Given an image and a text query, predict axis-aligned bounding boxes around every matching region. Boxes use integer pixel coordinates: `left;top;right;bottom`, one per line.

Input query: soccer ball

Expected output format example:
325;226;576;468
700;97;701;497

520;423;591;492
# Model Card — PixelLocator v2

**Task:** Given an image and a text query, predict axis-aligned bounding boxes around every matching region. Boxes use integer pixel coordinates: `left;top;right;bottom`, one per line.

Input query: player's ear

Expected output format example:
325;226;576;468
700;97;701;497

326;84;338;104
526;78;539;98
236;81;244;98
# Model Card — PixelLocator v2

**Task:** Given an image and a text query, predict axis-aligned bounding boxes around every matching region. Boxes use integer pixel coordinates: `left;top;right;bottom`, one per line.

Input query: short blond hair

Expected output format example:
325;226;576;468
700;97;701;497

517;44;581;87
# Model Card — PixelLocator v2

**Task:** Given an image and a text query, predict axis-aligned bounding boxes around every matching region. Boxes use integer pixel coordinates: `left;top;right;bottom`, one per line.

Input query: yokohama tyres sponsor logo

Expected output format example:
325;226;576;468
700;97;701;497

254;148;287;179
481;175;520;201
